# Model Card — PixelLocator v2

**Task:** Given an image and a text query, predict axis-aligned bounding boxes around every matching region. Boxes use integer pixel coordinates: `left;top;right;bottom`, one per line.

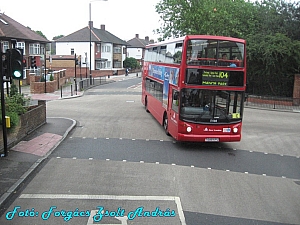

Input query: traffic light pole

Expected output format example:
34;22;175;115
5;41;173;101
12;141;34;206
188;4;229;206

44;52;47;93
0;51;8;157
74;54;77;95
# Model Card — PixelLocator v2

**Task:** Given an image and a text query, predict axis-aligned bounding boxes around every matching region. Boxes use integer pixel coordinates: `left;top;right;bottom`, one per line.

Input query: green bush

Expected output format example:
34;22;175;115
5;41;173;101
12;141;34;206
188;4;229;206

50;74;54;81
0;85;30;129
123;57;139;70
10;83;18;96
7;111;19;128
5;96;27;115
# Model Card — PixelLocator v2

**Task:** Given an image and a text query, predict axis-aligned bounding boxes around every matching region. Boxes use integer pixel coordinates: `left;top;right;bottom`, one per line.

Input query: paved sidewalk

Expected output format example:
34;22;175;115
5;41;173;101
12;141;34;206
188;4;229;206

0;117;76;209
20;76;119;101
0;73;140;211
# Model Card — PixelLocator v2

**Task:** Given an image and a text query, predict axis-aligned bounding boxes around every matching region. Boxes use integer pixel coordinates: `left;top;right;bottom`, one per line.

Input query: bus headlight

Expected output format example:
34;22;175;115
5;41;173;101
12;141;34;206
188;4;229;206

233;127;238;133
187;127;192;133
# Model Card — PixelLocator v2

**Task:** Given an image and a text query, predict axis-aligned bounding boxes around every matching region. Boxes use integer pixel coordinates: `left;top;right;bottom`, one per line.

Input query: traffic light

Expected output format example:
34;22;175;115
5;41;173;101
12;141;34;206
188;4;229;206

9;48;24;80
2;51;10;78
30;56;36;68
23;58;27;68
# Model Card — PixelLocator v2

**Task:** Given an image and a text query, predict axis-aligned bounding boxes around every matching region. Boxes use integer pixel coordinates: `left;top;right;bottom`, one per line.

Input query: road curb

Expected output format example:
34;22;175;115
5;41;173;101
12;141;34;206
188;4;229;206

0;117;76;207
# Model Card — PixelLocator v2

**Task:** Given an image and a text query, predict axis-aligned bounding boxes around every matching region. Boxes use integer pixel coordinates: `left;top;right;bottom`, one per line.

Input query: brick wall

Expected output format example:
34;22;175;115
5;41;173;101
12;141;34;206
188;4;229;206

0;101;46;152
30;81;57;94
293;74;300;106
17;101;46;140
51;67;114;79
28;70;66;94
247;97;293;106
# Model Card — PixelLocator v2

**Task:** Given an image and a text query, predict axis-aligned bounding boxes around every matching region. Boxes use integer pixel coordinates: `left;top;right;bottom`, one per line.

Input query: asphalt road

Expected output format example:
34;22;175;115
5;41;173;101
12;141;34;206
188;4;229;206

0;75;299;225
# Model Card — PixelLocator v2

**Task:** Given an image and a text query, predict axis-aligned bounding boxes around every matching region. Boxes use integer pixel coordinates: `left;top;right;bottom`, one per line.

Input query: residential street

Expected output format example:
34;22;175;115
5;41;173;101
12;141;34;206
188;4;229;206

0;75;299;225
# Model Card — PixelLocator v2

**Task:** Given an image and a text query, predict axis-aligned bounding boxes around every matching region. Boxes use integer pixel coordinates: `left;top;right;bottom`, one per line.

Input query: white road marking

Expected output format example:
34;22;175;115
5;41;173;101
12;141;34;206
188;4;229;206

87;210;128;225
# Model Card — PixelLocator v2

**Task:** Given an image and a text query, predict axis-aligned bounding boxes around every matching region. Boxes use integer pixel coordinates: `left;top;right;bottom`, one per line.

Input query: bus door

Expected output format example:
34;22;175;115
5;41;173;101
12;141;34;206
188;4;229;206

168;89;179;138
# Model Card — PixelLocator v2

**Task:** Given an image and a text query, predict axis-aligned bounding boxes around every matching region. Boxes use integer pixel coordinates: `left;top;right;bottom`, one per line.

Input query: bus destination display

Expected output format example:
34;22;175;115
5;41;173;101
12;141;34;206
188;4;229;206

202;70;229;86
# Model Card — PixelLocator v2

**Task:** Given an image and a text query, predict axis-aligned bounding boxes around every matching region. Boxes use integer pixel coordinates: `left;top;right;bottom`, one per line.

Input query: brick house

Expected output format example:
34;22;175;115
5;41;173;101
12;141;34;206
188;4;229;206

0;12;50;78
54;22;129;77
126;34;154;67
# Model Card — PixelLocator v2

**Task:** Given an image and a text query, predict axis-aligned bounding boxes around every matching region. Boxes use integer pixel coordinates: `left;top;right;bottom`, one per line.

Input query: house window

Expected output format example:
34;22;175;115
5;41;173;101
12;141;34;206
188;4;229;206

107;61;111;68
114;61;121;68
16;42;25;54
29;43;40;55
71;48;74;55
41;45;45;55
96;61;107;69
114;47;121;53
102;46;111;52
2;41;9;52
96;61;101;69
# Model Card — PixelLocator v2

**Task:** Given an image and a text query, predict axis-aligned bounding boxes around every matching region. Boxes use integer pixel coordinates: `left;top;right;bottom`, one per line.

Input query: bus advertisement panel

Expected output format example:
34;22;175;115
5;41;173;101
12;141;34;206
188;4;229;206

148;64;179;107
142;35;246;142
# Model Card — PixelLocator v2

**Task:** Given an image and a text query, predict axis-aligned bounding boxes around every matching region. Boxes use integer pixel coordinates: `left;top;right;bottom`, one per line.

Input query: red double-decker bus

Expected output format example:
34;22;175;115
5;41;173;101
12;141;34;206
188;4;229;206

141;35;246;142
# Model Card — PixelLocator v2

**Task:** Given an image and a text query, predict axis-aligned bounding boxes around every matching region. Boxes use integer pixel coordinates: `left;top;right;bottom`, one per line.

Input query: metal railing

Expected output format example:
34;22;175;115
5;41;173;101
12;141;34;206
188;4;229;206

245;95;300;111
59;76;107;98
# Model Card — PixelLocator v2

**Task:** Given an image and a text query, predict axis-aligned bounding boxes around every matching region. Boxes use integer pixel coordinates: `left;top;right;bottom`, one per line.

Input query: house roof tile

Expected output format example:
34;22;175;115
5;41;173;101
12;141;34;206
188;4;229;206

0;13;49;43
127;37;151;48
56;24;128;46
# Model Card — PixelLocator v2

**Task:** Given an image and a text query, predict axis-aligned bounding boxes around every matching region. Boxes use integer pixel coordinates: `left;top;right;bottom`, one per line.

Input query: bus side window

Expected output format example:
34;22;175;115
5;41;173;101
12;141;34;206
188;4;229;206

172;90;179;113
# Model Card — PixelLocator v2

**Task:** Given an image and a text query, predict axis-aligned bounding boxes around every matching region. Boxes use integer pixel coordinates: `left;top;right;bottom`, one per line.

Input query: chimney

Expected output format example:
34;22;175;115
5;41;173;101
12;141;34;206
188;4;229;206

101;24;105;30
145;36;149;42
135;34;139;39
150;39;154;44
89;21;93;28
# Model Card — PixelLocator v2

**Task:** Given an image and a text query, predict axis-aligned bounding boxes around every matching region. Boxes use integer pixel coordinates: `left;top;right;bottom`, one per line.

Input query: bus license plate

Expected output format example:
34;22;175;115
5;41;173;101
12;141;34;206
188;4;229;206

205;138;219;142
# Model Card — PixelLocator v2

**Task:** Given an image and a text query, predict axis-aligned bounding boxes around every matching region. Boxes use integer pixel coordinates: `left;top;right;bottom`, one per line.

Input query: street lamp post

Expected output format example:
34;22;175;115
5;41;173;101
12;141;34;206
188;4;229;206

89;0;107;84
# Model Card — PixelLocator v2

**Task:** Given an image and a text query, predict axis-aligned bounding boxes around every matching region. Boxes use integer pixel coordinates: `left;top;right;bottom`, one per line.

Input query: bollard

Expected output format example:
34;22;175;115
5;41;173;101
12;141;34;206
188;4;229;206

90;75;92;85
5;116;10;128
61;86;62;98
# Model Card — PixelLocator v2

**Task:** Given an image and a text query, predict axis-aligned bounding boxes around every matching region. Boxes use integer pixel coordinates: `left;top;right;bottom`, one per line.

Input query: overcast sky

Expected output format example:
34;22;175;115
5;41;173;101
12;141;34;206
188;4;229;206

0;0;162;41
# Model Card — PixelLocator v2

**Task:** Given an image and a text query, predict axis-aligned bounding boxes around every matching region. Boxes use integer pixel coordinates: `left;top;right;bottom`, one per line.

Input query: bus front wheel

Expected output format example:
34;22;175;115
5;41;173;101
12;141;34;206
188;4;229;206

163;115;170;136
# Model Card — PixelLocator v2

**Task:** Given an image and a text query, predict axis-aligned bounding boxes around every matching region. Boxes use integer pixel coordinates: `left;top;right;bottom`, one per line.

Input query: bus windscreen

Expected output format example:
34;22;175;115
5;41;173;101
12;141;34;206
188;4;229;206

186;39;245;67
180;89;243;124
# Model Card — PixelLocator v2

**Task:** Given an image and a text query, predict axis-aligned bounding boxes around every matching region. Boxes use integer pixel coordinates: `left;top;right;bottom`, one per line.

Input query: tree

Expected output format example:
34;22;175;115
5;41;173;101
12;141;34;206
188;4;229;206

247;33;300;96
123;57;139;69
155;0;257;40
155;0;300;97
35;30;47;40
246;0;300;96
52;35;65;40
